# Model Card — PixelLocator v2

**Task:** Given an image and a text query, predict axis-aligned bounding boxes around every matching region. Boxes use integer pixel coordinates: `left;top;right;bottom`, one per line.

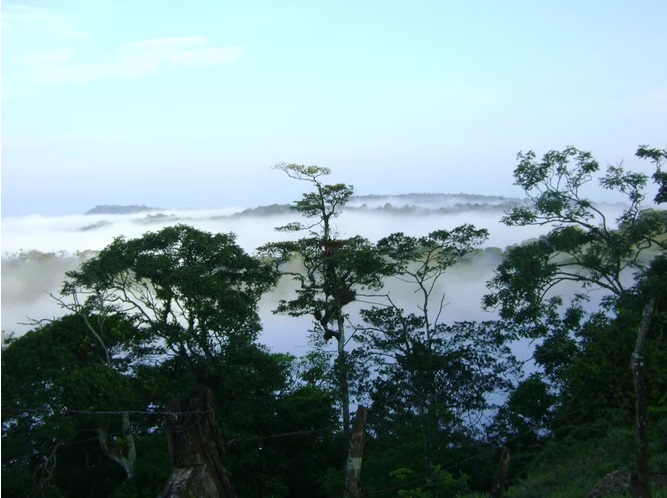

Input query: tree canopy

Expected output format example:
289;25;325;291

3;149;667;498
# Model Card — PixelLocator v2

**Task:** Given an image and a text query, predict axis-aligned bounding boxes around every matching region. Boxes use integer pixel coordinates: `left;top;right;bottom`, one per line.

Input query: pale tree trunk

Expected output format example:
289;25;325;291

630;298;655;498
98;411;137;479
338;313;351;443
344;406;368;498
159;388;236;498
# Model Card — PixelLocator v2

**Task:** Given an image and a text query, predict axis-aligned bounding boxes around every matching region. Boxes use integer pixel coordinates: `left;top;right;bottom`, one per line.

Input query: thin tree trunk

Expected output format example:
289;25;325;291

159;388;236;498
338;313;351;443
490;446;510;498
344;406;368;498
630;297;654;498
417;401;433;473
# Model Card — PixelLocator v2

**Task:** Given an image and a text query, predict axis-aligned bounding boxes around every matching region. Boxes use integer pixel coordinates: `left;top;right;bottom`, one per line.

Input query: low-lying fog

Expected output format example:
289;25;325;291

1;194;629;357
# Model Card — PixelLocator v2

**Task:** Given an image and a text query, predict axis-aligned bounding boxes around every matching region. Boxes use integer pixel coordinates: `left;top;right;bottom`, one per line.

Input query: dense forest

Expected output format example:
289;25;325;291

2;146;667;498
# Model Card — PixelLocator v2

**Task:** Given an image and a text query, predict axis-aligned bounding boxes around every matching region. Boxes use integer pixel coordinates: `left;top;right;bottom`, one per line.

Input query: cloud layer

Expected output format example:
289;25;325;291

9;37;242;84
2;5;242;85
2;5;88;39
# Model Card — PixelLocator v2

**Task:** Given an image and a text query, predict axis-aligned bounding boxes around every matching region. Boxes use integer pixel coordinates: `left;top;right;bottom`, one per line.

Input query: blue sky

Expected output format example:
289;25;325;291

2;0;666;216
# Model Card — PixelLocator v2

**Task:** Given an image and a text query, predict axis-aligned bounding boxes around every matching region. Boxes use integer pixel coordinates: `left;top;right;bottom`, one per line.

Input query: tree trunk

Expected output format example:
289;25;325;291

344;405;368;498
99;411;136;479
489;446;510;498
159;387;236;498
629;297;654;498
338;313;351;443
417;401;433;473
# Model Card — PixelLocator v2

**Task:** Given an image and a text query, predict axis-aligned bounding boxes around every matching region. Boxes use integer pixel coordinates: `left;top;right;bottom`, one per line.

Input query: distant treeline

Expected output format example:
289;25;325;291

85;204;160;215
346;201;517;214
352;192;522;203
83;193;522;217
79;196;522;232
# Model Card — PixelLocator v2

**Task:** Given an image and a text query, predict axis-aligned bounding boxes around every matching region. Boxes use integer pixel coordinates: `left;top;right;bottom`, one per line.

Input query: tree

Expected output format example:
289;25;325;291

1;314;138;497
354;228;518;476
375;227;490;339
3;225;344;497
258;164;388;441
48;224;277;492
358;312;517;471
1;320;342;498
62;224;278;381
636;145;667;204
484;146;666;325
484;146;667;497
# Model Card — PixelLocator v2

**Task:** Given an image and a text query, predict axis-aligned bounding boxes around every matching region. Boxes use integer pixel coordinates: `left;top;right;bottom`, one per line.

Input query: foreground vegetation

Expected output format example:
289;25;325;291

2;146;667;497
503;420;666;497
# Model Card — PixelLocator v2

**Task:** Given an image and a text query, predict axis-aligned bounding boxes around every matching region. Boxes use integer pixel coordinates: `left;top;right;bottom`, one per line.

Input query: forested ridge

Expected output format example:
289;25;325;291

3;147;667;498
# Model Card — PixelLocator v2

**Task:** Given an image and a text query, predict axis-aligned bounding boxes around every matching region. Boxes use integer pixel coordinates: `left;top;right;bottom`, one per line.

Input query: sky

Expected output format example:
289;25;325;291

2;0;666;217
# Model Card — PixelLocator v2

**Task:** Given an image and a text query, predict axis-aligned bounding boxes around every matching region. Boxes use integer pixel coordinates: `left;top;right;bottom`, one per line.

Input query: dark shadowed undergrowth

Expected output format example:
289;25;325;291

457;422;667;498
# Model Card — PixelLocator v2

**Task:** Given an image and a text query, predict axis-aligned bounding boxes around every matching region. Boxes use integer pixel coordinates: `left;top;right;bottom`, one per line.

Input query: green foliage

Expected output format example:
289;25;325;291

484;147;667;448
636;145;667;204
356;224;517;483
63;224;278;377
356;312;518;464
2;315;342;497
6;151;667;497
378;225;489;278
485;145;667;498
490;255;667;488
374;226;490;344
210;348;340;498
272;163;353;239
1;315;139;497
502;374;557;432
109;434;171;498
503;424;667;498
260;163;392;441
259;166;387;337
386;466;470;497
487;145;667;326
3;224;343;497
263;236;389;322
555;257;667;434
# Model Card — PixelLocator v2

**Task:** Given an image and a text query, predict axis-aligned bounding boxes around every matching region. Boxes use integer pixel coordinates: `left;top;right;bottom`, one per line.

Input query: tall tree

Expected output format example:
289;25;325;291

484;146;667;497
258;164;388;441
53;224;277;490
354;227;518;474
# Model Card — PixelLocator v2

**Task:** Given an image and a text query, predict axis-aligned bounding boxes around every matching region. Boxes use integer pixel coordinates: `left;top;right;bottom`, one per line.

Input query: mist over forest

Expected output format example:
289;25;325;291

2;192;629;351
4;0;666;493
